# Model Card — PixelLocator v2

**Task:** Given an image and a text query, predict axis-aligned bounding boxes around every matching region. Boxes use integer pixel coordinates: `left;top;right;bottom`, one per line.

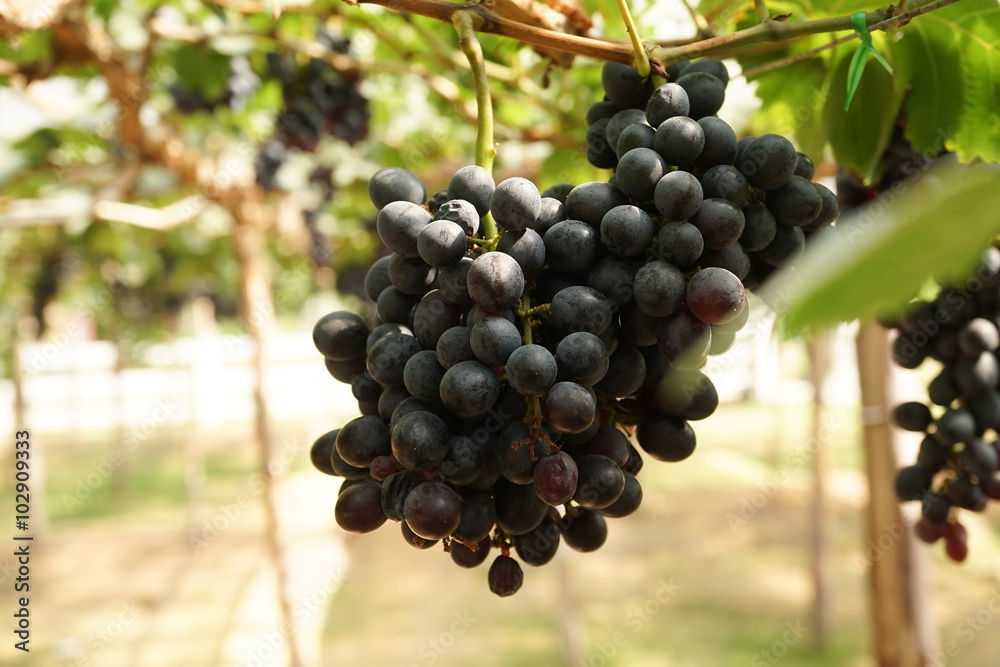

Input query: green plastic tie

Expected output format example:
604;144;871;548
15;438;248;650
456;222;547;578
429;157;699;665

845;11;894;111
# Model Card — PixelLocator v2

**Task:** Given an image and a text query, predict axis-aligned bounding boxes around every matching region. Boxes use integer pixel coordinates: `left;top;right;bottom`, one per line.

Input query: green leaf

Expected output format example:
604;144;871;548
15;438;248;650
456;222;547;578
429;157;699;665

888;0;1000;163
169;45;231;101
748;58;829;160
823;43;904;180
761;162;1000;332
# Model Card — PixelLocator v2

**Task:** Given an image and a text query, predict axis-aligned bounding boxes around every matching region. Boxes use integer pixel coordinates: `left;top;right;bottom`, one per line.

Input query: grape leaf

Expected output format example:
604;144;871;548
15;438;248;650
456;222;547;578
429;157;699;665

888;0;1000;163
762;162;1000;332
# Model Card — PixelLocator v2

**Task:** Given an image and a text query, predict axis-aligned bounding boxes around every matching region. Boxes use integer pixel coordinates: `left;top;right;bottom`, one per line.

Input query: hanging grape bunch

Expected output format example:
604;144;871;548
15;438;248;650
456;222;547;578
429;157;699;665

861;132;1000;563
309;58;839;596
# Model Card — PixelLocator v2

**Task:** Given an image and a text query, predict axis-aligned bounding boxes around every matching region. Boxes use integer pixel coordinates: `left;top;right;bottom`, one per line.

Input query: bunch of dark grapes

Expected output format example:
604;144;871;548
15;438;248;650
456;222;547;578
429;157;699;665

308;58;838;596
887;249;1000;563
853;133;996;563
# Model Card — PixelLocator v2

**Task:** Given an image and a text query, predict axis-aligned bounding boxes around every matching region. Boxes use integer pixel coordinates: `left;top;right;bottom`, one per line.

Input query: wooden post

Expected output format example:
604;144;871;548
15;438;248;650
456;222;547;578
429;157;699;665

234;209;305;667
806;331;832;648
855;323;935;667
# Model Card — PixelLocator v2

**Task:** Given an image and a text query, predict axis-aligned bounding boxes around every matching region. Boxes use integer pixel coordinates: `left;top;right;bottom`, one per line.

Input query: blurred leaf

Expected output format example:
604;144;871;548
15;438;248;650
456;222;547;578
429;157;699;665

170;45;231;101
762;162;1000;331
748;57;828;159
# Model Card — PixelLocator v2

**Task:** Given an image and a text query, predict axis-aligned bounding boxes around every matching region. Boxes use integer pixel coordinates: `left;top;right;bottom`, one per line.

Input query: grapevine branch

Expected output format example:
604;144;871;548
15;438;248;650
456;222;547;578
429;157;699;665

351;0;955;67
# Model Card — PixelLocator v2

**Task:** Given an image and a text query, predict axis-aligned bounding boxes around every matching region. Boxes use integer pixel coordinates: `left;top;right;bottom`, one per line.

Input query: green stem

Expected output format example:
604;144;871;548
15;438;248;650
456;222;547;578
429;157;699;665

517;292;534;345
615;0;651;77
452;11;495;175
754;0;769;23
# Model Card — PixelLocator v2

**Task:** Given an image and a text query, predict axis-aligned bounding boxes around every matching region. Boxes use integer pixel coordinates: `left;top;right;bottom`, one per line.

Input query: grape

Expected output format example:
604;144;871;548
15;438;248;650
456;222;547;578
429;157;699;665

685;267;747;325
700;243;751;281
690;198;745;250
488;554;524;597
650;368;719;421
700;165;750;208
602;61;654;110
376;201;431;257
467;251;525;312
534;197;567;235
514;515;561;566
693;117;738;171
534;451;579;505
402;350;445;403
606;109;650;155
615;123;656;158
618;302;659;347
412;290;465;350
448;165;495;216
561;508;608;552
676;72;725;119
550;286;615;335
436;326;475;369
656;308;712;370
366;332;422;386
417;220;467;267
437;256;474;305
496;228;546;280
565;182;629;228
596;343;646;398
310;429;339;476
804;183;839;231
377;387;410;422
375;287;418;325
323;355;366;383
738;134;797;191
506;344;558;396
633;260;686;318
601;205;654;257
636;413;697;462
388;253;436;295
739;205;778;252
488;177;541;232
933;409;977;446
497;421;551;484
680;59;730;86
645;82;690;127
586;119;619;169
555;332;610;387
451;537;492;568
439;435;486;486
794;152;815;180
336;415;391;466
598;472;643;518
313;311;369;361
895;465;933;502
945;522;968;562
391;411;449;470
470;316;522;367
369;166;426;210
587;100;621;125
335;481;387;534
364;256;393;301
766;176;822;227
452;490;497;543
892;401;933;432
352;372;383;403
404;481;462;540
495;478;549;535
541;220;598;275
427;190;450;215
435;198;481;235
948;476;985;511
653;116;705;166
588;257;637;306
401;521;438;549
439;360;500;418
542;381;597;434
958;318;1000;355
757;223;806;267
617;148;668;202
657;221;704;267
